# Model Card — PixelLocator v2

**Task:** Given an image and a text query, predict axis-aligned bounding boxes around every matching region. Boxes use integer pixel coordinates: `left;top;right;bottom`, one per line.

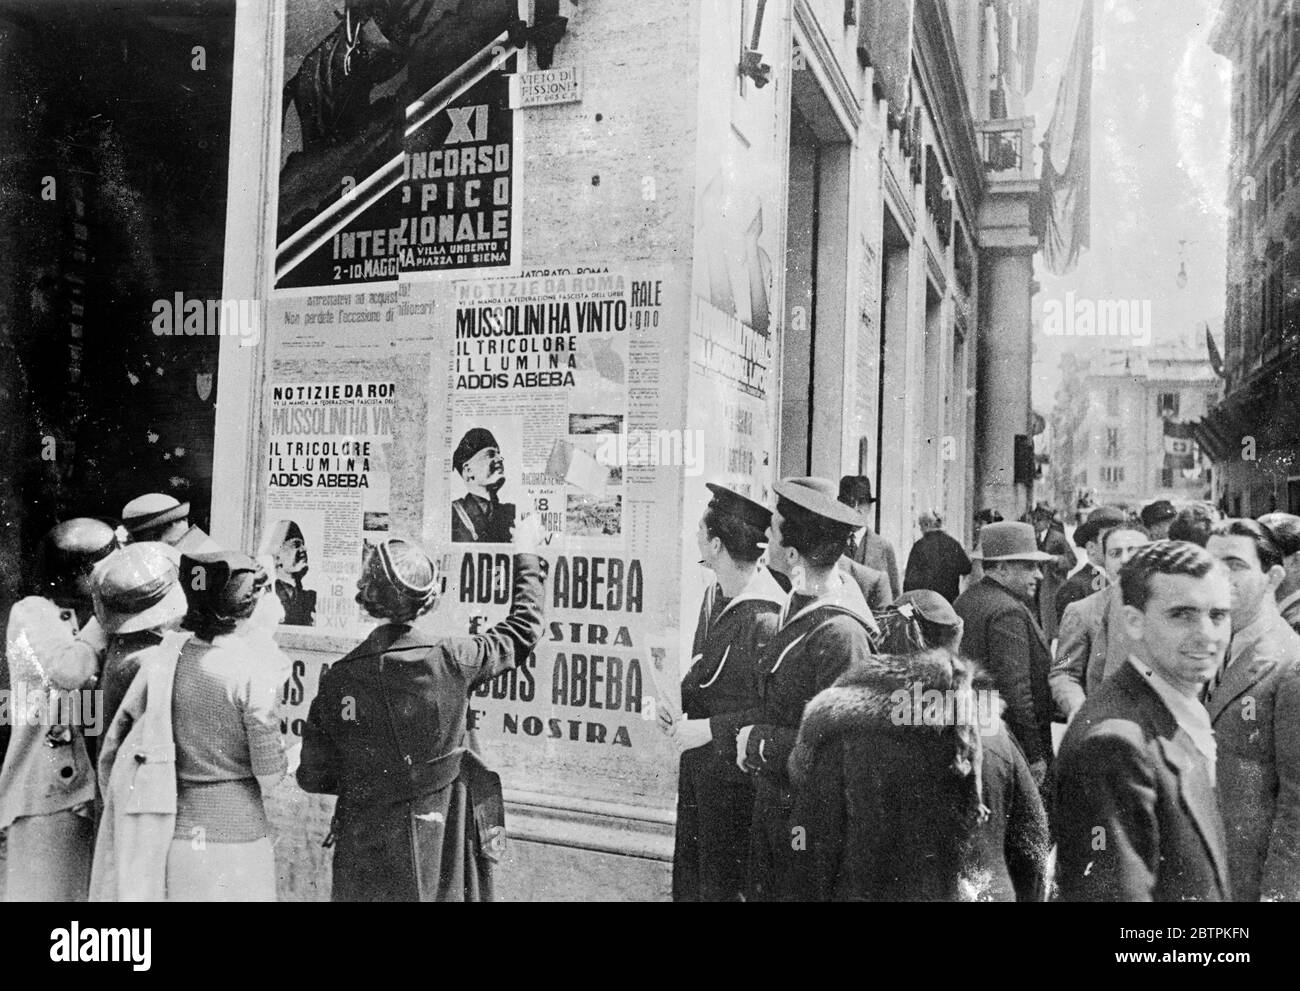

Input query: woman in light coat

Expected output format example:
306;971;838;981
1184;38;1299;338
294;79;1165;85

0;519;117;901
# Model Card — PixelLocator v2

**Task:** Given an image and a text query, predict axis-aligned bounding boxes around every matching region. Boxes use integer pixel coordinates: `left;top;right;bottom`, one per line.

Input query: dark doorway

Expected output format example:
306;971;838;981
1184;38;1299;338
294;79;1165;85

0;0;236;603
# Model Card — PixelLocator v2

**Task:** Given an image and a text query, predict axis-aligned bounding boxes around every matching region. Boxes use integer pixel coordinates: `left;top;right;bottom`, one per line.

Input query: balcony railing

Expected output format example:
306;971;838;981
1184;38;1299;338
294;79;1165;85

977;117;1036;182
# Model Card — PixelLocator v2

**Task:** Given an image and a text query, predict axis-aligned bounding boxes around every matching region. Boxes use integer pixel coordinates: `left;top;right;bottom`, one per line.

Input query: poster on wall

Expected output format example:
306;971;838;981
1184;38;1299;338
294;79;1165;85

437;265;685;804
274;0;522;290
260;378;397;635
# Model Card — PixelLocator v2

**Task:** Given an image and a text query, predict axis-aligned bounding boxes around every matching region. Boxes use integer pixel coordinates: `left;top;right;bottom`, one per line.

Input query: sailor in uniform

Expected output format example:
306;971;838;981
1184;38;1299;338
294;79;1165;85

715;477;878;901
659;483;784;901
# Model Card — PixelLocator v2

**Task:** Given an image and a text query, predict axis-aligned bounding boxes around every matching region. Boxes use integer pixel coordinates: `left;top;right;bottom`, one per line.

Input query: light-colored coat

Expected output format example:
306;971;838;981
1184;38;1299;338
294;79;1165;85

0;597;101;831
1208;609;1300;901
89;633;188;902
1049;585;1134;720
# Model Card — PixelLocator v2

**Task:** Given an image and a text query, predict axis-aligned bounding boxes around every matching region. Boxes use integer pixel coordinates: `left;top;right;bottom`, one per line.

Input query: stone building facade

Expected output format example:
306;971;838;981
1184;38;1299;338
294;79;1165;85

1202;0;1300;515
1;0;1045;899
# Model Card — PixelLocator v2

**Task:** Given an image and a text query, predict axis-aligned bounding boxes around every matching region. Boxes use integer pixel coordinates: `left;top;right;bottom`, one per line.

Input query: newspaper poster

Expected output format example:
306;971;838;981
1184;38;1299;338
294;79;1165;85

260;379;396;636
274;0;521;290
439;266;684;802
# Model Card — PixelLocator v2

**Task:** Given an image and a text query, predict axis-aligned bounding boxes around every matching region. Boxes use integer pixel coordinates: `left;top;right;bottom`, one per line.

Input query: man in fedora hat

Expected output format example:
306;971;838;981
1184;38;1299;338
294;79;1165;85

715;477;877;901
954;521;1056;798
1053;505;1128;624
120;493;219;555
451;428;516;544
92;542;189;731
839;475;899;599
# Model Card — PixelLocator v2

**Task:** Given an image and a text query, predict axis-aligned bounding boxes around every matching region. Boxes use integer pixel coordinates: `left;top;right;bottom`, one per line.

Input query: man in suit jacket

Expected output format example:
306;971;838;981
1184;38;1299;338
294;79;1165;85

954;522;1056;794
1206;519;1300;901
838;476;900;599
839;556;891;616
1049;523;1149;721
1055;541;1233;901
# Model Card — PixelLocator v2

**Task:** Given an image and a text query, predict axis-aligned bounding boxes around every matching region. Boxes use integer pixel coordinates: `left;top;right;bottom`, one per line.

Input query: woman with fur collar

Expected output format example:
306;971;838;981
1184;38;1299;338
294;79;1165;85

788;590;1050;901
659;484;784;902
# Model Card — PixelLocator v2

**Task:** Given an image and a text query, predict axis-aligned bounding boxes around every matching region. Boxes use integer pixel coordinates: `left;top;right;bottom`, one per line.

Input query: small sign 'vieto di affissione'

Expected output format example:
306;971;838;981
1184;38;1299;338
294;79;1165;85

509;66;582;108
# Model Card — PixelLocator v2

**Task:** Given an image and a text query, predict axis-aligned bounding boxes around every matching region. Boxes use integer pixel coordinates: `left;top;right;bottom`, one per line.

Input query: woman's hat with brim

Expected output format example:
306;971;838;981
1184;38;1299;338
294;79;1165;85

774;477;866;528
93;542;187;635
971;521;1055;562
121;493;190;536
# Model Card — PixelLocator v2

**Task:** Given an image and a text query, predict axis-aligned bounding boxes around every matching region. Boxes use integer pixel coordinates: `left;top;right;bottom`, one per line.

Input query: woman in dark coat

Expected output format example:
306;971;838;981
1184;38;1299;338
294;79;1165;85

660;484;783;901
297;518;547;901
787;590;1049;901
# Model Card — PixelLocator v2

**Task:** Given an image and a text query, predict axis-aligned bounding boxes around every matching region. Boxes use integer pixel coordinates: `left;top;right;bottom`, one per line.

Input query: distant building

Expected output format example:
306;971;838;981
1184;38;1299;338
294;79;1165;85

1201;0;1300;514
1051;341;1219;511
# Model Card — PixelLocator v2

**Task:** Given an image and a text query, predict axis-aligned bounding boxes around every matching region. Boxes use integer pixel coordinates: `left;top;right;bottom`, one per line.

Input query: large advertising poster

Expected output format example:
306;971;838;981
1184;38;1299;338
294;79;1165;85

275;0;523;289
437;265;685;804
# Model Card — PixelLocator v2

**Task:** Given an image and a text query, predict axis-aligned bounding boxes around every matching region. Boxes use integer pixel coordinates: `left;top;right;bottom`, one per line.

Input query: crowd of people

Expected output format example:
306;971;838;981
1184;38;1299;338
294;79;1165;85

3;476;1297;902
0;492;549;902
664;477;1300;901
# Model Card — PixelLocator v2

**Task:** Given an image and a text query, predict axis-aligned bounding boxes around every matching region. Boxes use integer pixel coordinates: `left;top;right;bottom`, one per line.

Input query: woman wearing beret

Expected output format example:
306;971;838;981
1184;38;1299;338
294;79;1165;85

0;519;117;901
658;484;783;902
298;515;548;901
788;590;1050;901
712;478;878;901
166;551;289;901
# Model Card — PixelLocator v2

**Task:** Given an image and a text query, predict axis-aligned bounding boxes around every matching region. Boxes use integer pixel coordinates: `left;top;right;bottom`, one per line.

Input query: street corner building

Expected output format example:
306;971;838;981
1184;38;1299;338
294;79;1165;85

0;0;1049;900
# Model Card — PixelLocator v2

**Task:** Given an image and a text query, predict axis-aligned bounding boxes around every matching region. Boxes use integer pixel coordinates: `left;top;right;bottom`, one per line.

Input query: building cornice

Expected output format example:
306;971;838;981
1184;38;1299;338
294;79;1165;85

912;0;983;226
793;0;862;134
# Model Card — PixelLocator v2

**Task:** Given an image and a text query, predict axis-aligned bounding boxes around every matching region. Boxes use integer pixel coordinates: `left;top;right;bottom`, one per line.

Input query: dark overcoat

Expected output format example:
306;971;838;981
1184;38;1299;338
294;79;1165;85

953;577;1055;769
298;552;546;901
672;567;782;902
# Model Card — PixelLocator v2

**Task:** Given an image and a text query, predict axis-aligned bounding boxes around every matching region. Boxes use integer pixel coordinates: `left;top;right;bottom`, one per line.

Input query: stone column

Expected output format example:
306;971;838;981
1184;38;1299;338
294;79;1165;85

975;247;1034;520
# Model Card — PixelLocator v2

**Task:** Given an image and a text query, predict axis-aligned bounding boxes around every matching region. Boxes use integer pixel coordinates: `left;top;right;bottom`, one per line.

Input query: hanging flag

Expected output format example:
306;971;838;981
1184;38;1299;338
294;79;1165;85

1164;420;1195;470
1206;322;1225;378
1040;0;1094;276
